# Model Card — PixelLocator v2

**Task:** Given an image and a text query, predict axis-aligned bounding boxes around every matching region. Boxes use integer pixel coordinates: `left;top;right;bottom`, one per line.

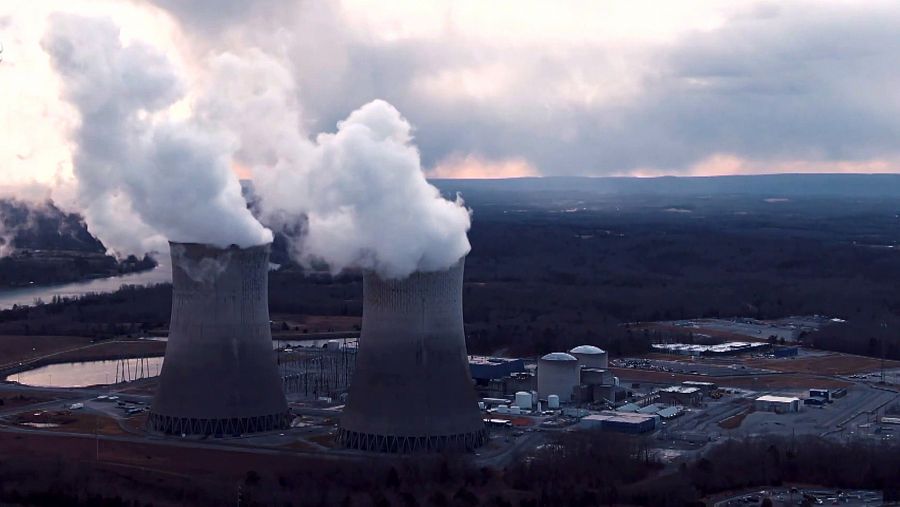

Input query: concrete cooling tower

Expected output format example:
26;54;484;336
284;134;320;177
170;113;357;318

338;260;487;453
148;242;289;436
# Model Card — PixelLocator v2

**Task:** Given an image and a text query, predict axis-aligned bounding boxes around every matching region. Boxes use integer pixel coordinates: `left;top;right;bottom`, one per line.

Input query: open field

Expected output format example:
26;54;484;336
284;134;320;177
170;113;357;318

718;409;753;430
745;353;900;375
43;340;166;363
271;314;361;333
0;392;57;410
610;367;852;389
0;335;96;368
632;322;772;344
8;410;127;436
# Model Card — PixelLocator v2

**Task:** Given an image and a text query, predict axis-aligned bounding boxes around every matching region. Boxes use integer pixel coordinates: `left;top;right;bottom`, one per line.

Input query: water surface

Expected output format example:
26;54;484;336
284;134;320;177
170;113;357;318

8;356;165;388
0;263;171;310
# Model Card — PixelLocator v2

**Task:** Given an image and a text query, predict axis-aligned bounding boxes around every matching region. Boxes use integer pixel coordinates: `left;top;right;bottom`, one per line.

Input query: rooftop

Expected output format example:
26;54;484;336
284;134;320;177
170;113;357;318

569;345;606;355
541;352;578;362
584;411;657;424
651;341;768;354
756;395;800;403
660;386;701;394
469;355;522;365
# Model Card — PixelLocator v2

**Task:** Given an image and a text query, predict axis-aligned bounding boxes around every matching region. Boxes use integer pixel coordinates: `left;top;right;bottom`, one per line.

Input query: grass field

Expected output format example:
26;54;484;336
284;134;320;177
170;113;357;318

0;335;96;367
745;353;900;375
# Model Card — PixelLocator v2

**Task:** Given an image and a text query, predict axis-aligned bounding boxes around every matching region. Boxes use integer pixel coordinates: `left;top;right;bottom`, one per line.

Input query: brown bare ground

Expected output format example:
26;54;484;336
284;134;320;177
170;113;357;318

0;391;56;409
123;412;149;433
0;429;362;484
271;314;361;333
11;411;126;436
745;353;900;375
42;340;166;363
609;367;851;389
0;335;95;367
718;408;753;430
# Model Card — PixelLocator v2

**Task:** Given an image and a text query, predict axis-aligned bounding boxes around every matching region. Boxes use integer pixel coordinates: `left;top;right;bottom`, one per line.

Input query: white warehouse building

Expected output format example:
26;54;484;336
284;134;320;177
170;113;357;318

754;395;801;413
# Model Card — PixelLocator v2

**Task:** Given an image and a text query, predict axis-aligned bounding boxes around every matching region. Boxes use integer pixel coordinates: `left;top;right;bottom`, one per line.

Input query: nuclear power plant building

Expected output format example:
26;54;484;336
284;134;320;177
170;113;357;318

338;260;487;453
148;242;290;436
537;352;580;401
569;345;608;369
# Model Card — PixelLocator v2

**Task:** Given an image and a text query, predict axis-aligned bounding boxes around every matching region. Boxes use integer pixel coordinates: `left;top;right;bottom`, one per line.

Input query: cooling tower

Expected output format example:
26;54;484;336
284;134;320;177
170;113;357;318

148;242;289;436
338;260;487;453
569;345;609;369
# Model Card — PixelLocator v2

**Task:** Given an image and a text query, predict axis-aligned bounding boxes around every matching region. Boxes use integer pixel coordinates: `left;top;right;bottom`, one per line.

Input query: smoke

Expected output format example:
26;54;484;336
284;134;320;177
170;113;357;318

39;13;272;255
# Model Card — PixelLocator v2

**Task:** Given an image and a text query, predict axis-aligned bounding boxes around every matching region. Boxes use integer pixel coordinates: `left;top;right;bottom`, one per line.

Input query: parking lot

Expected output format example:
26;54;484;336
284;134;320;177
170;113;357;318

715;487;882;506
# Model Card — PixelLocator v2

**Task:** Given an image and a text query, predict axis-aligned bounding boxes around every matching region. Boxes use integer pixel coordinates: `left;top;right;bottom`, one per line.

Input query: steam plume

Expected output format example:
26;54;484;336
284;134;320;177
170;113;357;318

41;14;272;255
197;52;471;278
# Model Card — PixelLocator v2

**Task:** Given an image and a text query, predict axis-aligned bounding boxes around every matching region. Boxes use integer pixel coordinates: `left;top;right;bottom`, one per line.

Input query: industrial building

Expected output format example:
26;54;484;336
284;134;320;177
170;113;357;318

575;367;620;404
338;261;487;453
658;386;703;406
754;395;801;413
681;381;718;394
580;411;658;434
537;352;580;401
652;341;769;357
148;242;290;436
773;346;800;358
469;356;526;382
569;345;608;369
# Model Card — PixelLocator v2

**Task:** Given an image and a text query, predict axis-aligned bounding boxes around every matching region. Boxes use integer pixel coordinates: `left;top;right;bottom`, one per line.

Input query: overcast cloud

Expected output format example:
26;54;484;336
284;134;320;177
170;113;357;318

3;0;900;187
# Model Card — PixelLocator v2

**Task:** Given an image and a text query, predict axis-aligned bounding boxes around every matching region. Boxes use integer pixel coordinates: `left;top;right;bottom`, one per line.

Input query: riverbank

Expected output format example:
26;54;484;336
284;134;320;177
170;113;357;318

0;250;157;290
0;262;170;311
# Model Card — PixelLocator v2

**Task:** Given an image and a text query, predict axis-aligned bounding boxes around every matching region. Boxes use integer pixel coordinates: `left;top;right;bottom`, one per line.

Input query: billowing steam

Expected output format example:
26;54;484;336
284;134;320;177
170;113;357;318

286;100;472;279
40;14;272;255
198;53;472;278
6;12;468;275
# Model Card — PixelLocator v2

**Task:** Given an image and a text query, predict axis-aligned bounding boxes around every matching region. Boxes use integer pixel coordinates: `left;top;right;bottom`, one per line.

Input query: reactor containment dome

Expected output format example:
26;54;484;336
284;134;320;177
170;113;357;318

338;260;487;453
569;345;609;369
538;352;580;402
148;242;290;436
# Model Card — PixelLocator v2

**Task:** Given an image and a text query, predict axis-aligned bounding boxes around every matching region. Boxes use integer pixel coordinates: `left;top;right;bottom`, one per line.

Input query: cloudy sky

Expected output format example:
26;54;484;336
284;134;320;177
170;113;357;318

3;0;900;185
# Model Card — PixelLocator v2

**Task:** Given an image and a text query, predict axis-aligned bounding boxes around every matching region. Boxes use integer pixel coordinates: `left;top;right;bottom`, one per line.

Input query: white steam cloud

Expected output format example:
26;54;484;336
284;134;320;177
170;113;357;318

6;11;467;273
40;14;272;255
273;100;472;279
198;53;472;279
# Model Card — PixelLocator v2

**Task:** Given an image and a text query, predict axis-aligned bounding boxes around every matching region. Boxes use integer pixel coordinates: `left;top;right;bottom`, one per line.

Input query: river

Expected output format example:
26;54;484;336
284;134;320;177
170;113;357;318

0;263;172;310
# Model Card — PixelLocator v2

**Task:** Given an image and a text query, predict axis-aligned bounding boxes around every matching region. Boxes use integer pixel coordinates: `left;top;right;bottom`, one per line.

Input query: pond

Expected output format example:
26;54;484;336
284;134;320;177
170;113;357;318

7;356;165;388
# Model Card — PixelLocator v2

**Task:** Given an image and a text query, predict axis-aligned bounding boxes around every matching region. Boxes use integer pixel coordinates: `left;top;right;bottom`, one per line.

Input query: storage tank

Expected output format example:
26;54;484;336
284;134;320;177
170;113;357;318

338;260;486;453
547;394;560;409
148;242;289;436
569;345;608;369
515;391;532;409
537;352;580;401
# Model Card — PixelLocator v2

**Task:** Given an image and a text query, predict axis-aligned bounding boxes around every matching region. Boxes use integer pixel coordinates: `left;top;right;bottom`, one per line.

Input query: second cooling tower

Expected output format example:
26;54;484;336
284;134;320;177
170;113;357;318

148;242;289;436
338;260;487;453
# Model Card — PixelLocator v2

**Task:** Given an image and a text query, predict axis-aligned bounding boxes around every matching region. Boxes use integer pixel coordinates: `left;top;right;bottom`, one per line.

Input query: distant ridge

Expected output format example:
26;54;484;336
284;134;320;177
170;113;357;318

431;173;900;197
